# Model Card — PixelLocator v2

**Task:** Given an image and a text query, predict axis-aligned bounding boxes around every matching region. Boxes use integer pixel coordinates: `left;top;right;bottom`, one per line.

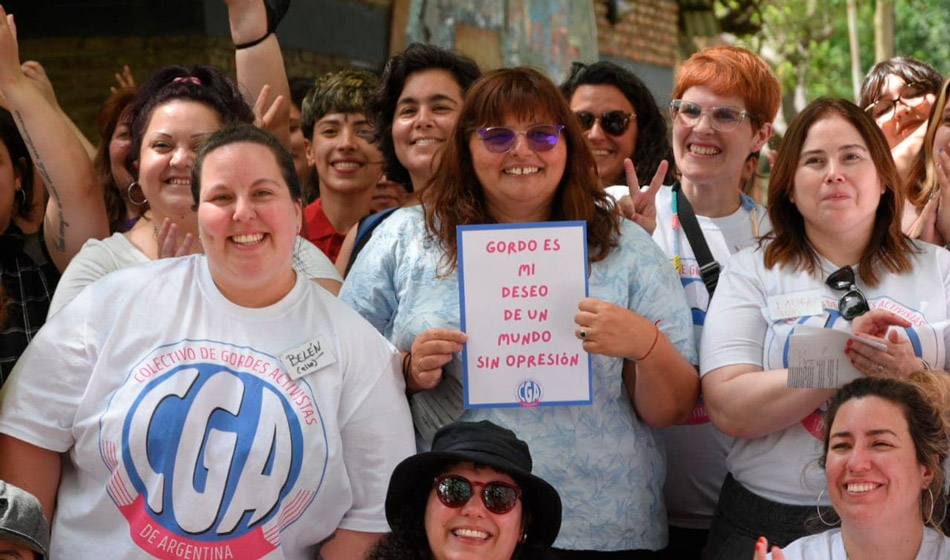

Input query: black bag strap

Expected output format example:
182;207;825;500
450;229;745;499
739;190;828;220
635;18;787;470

672;181;720;295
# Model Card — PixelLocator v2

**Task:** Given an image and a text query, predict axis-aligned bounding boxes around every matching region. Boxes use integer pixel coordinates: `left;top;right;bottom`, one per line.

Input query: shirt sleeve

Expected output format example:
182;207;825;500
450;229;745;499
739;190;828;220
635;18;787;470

624;223;698;364
293;236;343;282
333;309;414;532
0;286;99;451
700;248;768;375
48;238;120;318
339;215;403;339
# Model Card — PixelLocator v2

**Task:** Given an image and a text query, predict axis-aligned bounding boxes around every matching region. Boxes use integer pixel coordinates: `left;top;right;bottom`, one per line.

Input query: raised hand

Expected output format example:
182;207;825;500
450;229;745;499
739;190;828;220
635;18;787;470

753;536;785;560
252;83;286;137
156;218;196;259
615;158;668;234
110;64;136;93
21;61;57;107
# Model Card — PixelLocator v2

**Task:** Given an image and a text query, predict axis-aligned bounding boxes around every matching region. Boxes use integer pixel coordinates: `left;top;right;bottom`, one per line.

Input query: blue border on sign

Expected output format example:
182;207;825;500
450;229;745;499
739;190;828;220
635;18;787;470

457;220;592;409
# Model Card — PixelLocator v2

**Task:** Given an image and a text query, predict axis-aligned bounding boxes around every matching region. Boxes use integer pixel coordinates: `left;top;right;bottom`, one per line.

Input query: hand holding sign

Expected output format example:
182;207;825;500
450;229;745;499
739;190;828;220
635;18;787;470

408;328;467;392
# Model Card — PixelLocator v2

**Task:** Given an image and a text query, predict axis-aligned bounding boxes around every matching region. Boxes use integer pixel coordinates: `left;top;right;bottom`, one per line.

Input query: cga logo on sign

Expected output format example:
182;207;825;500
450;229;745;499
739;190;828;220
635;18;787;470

516;380;543;407
120;363;307;540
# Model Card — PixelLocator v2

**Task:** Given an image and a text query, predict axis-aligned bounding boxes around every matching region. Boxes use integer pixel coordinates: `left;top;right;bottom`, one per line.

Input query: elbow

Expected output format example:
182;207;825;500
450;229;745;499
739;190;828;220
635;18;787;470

704;403;758;439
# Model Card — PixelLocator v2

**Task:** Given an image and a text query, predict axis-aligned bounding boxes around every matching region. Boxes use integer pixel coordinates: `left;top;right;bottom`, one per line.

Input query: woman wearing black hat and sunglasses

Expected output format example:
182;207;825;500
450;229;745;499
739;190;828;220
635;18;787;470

368;420;560;560
698;97;950;559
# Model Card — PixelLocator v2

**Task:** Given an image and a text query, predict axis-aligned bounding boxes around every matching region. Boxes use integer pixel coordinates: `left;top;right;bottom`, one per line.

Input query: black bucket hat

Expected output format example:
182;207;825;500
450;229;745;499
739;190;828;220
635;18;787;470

385;420;562;548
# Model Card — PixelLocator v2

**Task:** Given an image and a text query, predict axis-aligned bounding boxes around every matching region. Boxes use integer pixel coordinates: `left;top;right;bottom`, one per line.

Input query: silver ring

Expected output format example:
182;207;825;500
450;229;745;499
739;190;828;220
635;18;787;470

579;329;588;340
876;364;884;374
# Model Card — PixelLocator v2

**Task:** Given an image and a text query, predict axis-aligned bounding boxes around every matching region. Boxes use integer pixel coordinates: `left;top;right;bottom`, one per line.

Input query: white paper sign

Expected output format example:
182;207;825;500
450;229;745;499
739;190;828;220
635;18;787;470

457;221;591;408
787;326;887;388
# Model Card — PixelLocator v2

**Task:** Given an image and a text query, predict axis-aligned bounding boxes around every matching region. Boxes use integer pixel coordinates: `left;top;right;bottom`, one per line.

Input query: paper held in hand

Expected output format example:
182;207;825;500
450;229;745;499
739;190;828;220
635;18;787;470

457;221;592;409
787;325;888;388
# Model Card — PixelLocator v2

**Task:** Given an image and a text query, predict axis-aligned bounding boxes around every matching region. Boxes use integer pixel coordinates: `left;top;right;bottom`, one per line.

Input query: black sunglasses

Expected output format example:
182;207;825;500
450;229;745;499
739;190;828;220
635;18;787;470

825;266;870;320
574;110;636;136
433;474;522;514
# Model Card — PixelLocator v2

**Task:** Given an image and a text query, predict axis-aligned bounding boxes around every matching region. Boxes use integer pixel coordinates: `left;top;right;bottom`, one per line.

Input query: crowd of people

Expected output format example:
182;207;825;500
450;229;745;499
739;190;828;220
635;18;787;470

1;1;950;559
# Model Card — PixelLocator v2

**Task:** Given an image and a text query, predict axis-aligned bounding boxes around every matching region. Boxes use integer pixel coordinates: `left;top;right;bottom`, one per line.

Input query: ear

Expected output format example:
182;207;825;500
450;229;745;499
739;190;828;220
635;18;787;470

13;156;23;191
921;459;935;488
304;138;315;168
751;122;773;153
294;200;303;235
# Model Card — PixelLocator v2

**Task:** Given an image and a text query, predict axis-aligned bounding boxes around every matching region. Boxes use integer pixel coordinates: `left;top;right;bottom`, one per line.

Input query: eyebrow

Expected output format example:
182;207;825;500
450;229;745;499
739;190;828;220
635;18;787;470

830;428;899;439
204;177;283;193
801;144;869;156
397;93;458;107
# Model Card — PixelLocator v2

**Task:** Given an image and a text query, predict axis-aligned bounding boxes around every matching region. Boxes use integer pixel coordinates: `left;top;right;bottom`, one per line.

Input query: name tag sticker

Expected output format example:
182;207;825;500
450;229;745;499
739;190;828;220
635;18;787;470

280;335;337;380
768;290;823;321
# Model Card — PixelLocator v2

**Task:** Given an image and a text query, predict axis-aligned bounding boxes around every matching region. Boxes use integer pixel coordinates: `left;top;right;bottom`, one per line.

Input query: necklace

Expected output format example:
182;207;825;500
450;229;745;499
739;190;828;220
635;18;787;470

671;186;759;274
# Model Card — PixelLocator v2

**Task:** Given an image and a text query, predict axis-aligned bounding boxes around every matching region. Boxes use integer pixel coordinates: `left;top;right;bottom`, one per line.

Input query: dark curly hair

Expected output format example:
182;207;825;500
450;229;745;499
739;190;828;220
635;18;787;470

125;65;254;180
560;61;675;184
371;43;481;190
0;107;34;223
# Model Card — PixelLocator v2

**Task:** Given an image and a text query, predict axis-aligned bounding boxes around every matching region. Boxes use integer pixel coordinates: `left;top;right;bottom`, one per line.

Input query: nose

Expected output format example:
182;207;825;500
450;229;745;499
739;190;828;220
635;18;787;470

691;110;715;133
415;105;434;128
233;194;255;222
509;131;533;156
458;492;488;518
338;127;358;150
170;146;195;169
587;119;607;141
825;160;846;183
846;446;872;472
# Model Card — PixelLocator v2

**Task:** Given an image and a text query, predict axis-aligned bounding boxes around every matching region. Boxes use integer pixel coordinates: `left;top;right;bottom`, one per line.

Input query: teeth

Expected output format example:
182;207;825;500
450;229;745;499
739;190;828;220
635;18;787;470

591;150;610;156
847;483;879;493
232;233;264;245
414;138;440;146
689;145;721;156
453;528;489;539
167;178;190;185
504;167;540;176
333;161;360;169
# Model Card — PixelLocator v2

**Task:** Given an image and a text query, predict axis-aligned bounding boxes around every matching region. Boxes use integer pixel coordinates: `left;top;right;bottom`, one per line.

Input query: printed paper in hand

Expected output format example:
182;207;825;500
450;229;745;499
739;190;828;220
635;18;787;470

457;221;592;408
787;326;887;388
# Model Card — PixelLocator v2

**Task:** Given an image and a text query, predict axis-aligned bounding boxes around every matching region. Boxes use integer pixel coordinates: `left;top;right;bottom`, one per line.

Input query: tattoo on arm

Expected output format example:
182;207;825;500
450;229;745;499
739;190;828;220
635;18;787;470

13;110;68;252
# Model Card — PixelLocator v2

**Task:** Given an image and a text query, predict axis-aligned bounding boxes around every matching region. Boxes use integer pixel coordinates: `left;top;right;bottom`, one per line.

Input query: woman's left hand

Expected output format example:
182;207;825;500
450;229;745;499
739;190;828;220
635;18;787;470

754;536;785;560
846;310;920;378
574;297;652;358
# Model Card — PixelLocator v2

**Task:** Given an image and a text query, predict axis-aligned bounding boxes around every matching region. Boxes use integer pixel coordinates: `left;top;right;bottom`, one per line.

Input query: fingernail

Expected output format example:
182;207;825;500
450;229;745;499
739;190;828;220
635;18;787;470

850;359;856;365
846;339;853;347
844;347;850;355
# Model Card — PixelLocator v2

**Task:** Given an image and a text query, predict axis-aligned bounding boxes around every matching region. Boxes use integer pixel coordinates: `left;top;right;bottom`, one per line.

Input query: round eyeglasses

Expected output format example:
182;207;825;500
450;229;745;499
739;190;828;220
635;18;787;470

476;124;564;154
433;474;522;514
670;99;756;132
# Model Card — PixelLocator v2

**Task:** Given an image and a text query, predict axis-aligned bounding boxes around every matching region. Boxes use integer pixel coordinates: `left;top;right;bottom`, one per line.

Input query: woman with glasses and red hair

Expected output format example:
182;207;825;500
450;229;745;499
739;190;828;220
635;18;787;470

342;67;699;556
700;97;950;559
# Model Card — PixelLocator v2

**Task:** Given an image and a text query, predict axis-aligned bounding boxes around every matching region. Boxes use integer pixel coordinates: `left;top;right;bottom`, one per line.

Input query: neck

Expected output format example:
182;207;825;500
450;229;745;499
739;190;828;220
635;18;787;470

318;185;373;233
841;520;925;560
680;177;742;218
805;223;873;269
131;210;202;260
487;200;551;224
408;170;431;194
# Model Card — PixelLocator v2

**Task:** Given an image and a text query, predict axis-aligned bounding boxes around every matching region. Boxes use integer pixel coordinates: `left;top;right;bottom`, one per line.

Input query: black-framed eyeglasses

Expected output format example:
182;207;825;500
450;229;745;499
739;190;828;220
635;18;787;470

574;110;636;136
475;124;565;154
825;266;870;320
670;99;757;131
433;474;522;514
864;82;929;122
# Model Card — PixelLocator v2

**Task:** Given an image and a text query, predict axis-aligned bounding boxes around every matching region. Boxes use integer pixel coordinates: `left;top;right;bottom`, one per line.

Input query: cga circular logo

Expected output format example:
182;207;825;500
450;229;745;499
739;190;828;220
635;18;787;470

101;340;326;558
516;380;543;407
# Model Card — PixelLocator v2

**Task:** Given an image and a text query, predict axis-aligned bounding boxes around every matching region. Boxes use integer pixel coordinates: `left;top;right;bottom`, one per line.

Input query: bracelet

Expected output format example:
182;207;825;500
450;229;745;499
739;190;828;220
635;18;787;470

401;351;413;379
235;32;272;50
632;319;662;361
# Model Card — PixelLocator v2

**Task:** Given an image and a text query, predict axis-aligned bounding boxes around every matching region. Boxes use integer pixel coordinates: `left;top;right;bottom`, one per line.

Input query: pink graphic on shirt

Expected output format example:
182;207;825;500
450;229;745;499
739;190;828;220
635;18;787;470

801;409;825;440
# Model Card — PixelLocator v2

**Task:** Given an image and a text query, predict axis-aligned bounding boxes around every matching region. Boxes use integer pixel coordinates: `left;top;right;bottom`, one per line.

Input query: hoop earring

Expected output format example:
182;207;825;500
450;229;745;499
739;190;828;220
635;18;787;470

924;487;936;526
14;188;26;211
519;531;527;544
816;489;838;527
127;182;147;206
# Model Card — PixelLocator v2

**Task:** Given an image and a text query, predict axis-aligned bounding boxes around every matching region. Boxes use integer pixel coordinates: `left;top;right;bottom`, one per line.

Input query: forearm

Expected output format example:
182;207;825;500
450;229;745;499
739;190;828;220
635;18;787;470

702;366;834;438
0;434;62;521
318;529;383;560
229;0;291;148
627;336;700;427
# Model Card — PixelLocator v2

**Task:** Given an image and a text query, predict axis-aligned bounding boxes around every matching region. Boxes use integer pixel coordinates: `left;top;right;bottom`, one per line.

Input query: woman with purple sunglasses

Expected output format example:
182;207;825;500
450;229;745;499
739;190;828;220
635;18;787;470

342;67;698;556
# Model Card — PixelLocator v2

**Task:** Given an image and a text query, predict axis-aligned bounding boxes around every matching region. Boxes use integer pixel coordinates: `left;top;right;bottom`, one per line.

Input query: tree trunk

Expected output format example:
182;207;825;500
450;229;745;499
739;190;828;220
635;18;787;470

875;0;895;62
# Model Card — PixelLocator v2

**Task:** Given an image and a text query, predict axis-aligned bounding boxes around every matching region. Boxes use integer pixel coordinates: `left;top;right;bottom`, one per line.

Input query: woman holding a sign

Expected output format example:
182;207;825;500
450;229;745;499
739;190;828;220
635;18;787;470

700;97;950;559
341;67;699;556
0;126;415;559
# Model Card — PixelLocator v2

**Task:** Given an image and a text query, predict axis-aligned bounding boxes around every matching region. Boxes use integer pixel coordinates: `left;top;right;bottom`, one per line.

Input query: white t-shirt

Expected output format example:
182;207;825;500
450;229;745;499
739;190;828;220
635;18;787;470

48;232;342;317
651;186;771;528
0;255;414;560
774;527;950;559
701;241;950;505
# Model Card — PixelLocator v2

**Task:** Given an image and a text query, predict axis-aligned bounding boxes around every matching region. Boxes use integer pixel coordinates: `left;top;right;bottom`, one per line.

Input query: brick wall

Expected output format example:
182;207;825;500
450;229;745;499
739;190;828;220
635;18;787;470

594;0;679;69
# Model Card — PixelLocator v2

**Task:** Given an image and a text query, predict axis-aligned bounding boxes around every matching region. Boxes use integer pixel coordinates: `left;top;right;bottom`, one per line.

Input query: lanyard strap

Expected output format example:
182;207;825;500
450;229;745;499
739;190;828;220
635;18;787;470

672;181;720;295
